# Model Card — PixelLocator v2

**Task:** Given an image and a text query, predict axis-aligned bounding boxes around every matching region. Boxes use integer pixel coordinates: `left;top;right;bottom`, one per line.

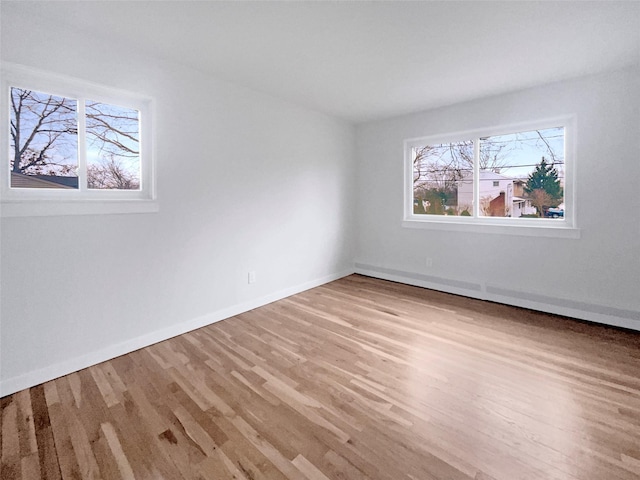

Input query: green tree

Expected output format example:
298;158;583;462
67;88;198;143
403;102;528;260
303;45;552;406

525;157;563;214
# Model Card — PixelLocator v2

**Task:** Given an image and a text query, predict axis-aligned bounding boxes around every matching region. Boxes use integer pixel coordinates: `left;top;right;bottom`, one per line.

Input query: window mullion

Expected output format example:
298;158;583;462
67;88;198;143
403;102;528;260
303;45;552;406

77;98;87;192
473;138;480;217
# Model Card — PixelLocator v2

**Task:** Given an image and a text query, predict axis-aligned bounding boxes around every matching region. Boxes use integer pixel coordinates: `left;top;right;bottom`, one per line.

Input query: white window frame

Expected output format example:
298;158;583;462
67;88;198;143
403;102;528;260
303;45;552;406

0;63;157;217
403;116;579;238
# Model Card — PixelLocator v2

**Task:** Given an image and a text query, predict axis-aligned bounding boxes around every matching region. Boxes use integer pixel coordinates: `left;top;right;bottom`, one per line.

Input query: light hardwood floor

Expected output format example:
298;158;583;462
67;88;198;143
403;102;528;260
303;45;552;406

2;274;639;480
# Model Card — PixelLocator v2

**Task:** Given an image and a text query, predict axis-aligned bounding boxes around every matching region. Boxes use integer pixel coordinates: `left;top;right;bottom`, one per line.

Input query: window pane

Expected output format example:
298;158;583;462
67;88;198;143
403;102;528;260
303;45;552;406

413;141;473;216
9;87;78;189
85;101;140;190
478;127;564;218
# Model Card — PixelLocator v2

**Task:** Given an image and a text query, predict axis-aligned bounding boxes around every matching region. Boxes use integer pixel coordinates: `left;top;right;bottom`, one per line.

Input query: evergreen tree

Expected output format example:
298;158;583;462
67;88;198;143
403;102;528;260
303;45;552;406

525;157;563;208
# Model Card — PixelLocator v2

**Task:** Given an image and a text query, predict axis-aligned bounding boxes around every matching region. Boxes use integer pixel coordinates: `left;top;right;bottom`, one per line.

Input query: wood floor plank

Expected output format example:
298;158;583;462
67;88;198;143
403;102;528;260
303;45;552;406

1;396;21;480
99;423;135;480
2;275;640;479
29;385;62;480
46;400;83;480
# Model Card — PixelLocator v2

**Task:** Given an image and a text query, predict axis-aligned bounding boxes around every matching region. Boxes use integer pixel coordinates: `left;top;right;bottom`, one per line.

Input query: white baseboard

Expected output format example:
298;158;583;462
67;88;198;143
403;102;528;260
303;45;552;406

5;266;636;397
354;263;640;332
0;269;354;397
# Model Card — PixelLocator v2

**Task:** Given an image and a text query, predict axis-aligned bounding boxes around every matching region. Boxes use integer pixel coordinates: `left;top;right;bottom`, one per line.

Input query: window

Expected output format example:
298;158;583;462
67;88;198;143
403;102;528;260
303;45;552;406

1;63;156;216
404;118;577;236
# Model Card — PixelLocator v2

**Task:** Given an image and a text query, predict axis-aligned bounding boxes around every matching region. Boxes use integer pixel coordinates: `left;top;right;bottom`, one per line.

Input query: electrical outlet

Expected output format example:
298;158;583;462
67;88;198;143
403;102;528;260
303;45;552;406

248;271;256;284
425;257;433;268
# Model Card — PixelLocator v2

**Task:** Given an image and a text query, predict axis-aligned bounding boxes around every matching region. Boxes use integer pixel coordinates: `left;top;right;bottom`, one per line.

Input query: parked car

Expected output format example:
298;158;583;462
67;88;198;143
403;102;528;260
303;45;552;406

545;208;564;218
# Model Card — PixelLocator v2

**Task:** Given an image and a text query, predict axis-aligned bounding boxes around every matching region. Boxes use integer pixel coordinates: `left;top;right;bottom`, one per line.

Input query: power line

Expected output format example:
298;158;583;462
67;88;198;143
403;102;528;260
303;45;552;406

413;162;564;171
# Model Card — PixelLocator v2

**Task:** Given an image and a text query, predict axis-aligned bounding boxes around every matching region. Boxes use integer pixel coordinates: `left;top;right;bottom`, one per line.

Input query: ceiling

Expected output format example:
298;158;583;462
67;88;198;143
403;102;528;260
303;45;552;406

2;1;639;123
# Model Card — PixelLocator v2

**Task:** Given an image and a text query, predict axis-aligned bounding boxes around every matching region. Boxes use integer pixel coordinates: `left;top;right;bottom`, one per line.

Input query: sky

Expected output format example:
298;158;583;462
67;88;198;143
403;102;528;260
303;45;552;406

481;127;564;181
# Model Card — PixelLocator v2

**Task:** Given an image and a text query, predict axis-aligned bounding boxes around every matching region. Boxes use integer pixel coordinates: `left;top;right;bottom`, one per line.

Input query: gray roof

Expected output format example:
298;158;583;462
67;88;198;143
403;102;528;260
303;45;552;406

10;172;78;189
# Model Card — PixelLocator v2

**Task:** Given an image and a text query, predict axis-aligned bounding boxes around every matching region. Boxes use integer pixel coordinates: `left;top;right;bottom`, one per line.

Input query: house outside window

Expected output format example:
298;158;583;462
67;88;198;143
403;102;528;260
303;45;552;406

404;117;576;236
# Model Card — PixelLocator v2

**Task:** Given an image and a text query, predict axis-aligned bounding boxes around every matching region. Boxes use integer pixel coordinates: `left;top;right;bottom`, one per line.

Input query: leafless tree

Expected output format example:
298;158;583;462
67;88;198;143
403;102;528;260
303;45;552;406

87;156;140;190
85;101;139;158
10;88;77;175
413;142;471;193
478;137;509;171
529;188;553;217
10;88;140;189
413;138;511;187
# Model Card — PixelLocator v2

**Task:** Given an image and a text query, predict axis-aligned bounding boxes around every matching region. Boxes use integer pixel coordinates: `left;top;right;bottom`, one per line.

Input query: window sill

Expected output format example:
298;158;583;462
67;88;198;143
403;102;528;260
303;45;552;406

402;218;580;238
1;199;159;217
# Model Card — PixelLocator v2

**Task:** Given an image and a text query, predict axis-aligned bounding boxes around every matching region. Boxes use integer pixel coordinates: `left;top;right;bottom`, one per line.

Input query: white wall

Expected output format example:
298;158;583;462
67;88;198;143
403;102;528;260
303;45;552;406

355;68;640;330
0;16;357;395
